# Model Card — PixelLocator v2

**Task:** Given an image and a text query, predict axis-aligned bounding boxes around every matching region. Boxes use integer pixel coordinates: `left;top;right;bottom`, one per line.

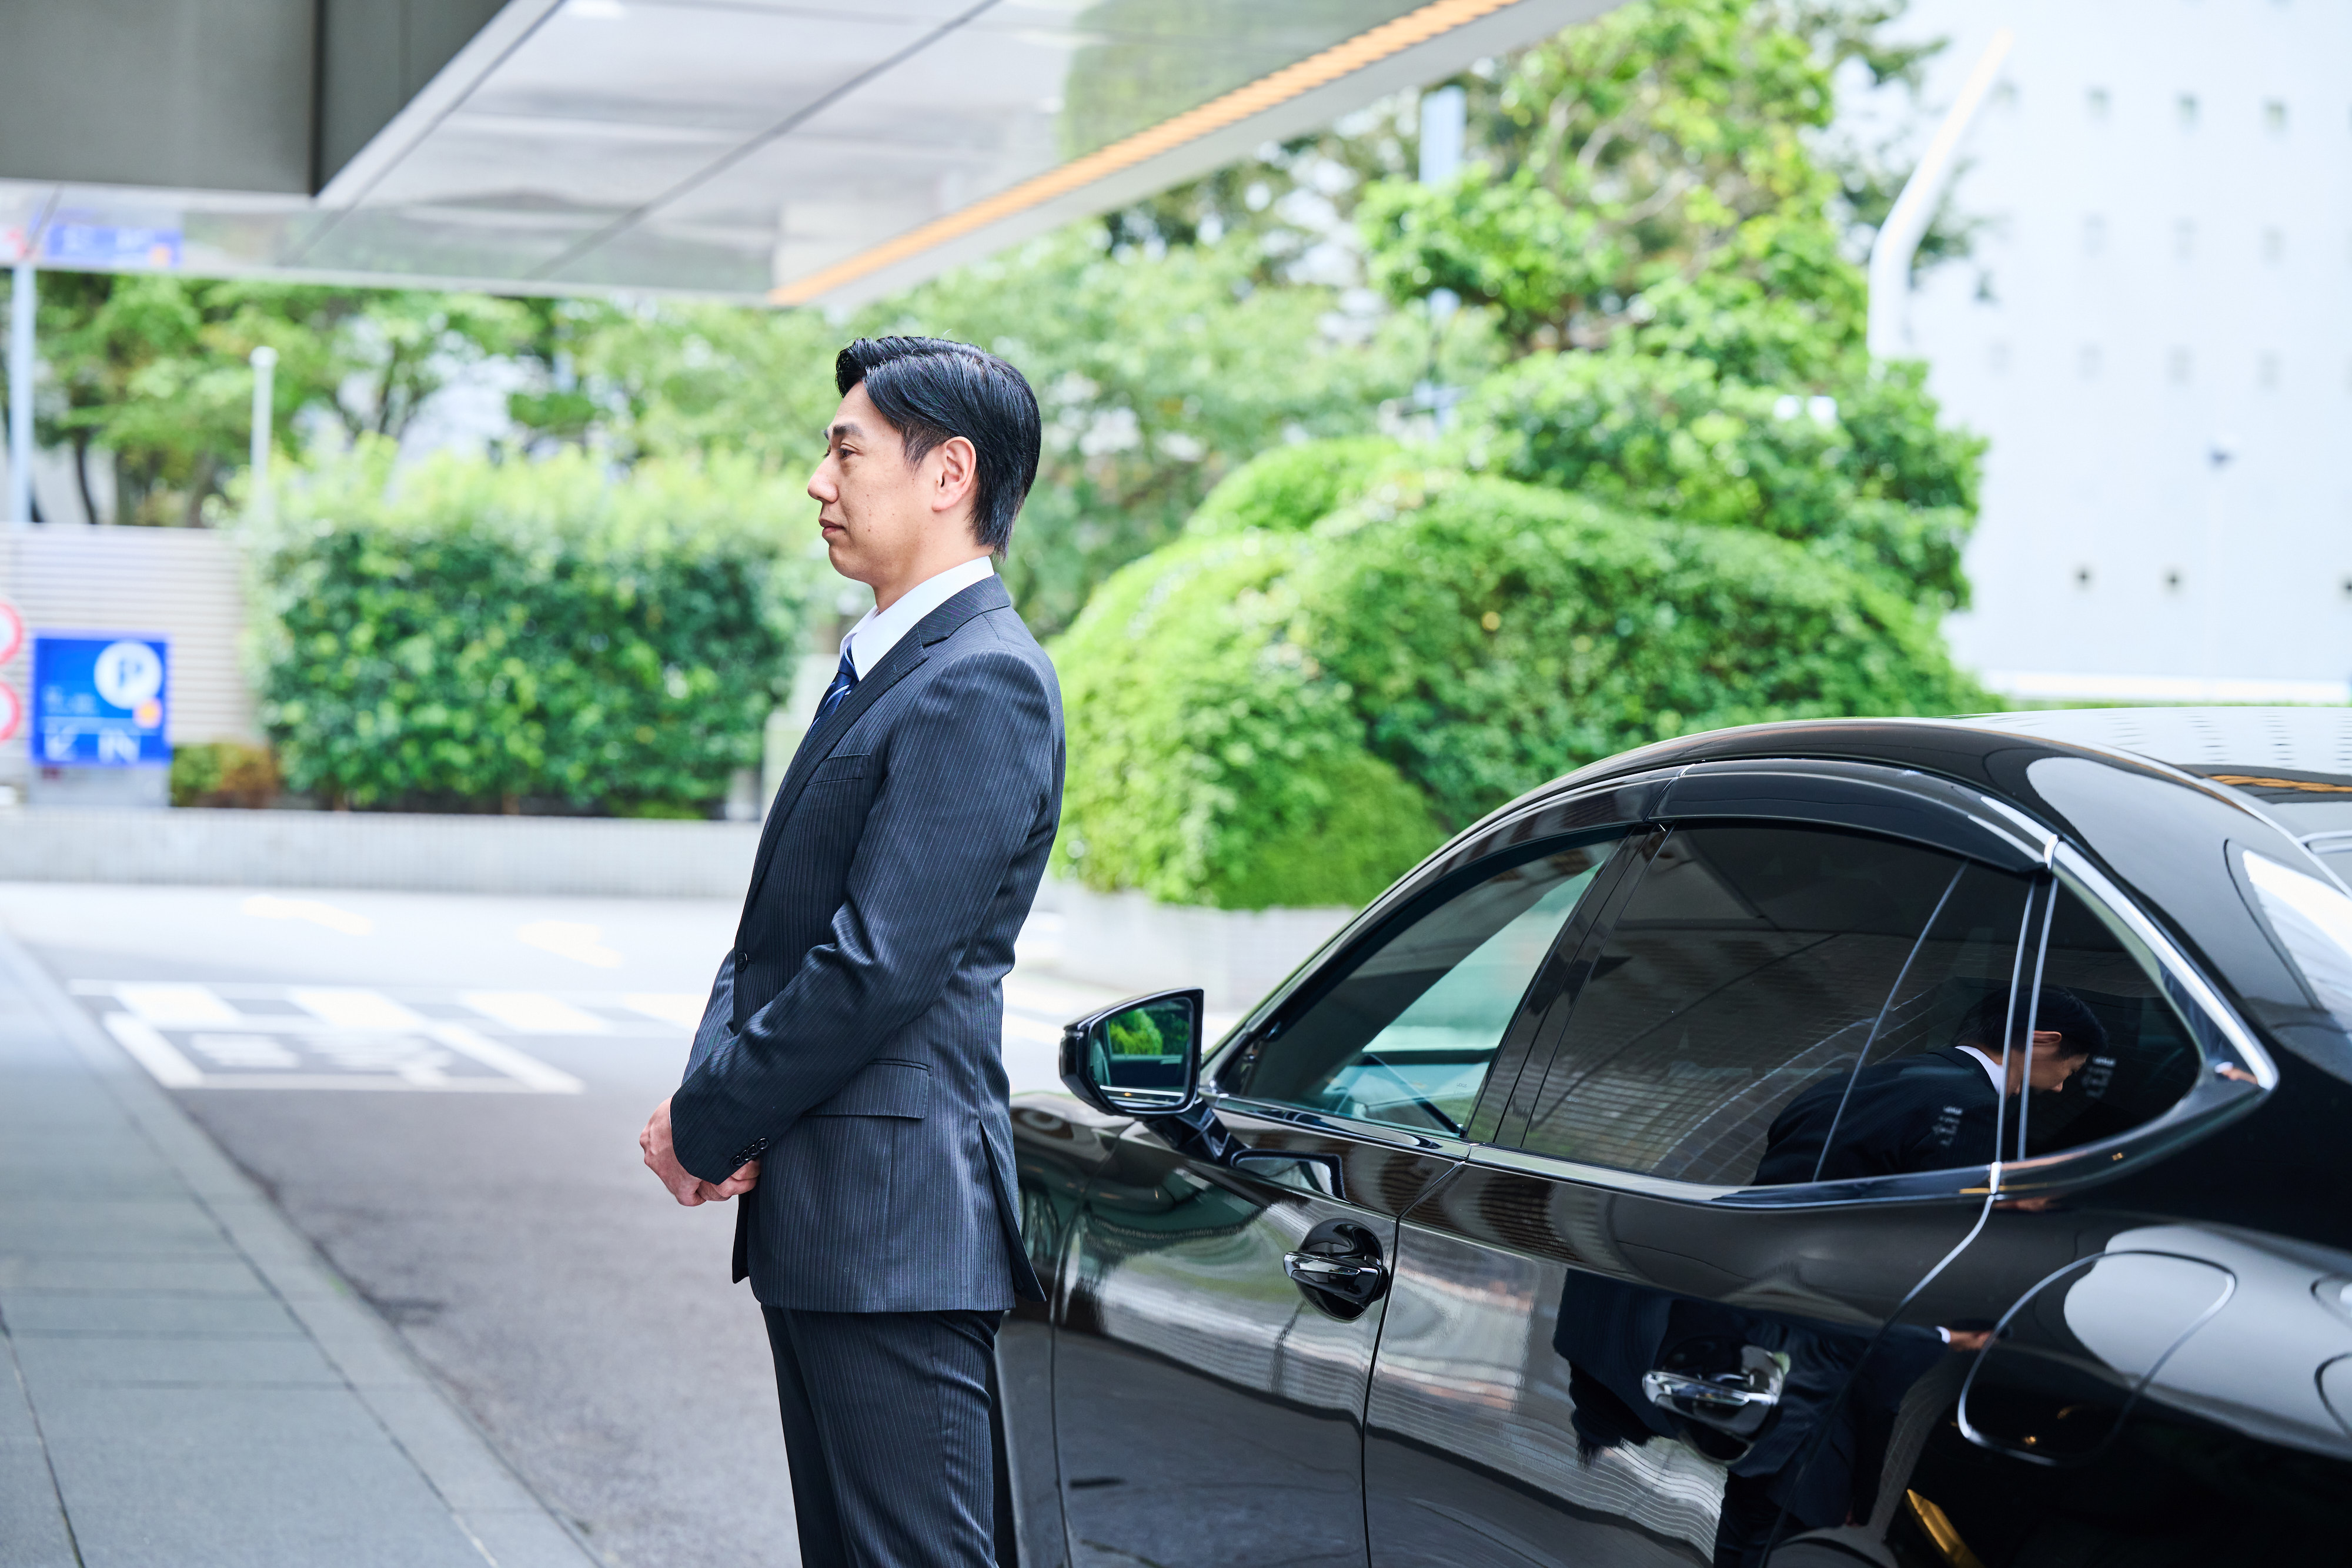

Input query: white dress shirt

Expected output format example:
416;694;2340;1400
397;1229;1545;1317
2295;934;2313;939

1956;1044;2007;1095
839;555;996;681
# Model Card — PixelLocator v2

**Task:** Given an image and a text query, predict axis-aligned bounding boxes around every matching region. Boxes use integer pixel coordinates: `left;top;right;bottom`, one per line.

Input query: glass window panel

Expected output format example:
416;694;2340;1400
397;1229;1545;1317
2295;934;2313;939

2012;881;2207;1159
1516;825;2031;1185
1221;843;1615;1136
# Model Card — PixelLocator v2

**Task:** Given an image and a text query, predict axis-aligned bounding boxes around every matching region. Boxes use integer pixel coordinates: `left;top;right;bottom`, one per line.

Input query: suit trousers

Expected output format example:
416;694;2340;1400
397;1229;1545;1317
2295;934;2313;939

764;1305;1005;1568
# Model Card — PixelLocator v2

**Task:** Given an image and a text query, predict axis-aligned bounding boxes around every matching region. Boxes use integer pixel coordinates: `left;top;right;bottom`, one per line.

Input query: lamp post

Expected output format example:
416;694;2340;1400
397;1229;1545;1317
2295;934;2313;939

248;345;277;528
6;263;31;528
1866;29;2014;362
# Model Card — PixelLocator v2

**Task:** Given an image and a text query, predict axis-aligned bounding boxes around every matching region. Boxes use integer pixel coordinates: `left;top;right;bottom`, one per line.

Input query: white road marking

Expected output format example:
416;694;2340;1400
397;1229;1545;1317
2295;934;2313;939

116;984;242;1028
305;1034;455;1085
241;894;373;936
430;1024;586;1094
187;1033;302;1069
1002;1012;1067;1045
621;992;703;1028
517;921;623;968
461;992;607;1034
103;1014;204;1087
290;988;430;1031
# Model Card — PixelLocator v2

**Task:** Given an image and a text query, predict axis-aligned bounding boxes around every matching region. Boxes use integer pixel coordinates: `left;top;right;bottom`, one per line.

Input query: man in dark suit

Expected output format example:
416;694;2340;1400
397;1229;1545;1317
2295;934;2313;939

1755;987;2108;1185
637;336;1060;1567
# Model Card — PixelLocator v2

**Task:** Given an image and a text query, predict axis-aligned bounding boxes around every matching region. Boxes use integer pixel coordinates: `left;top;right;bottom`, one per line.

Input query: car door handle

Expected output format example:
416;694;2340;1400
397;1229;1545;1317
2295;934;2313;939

1283;1251;1387;1305
1641;1369;1781;1416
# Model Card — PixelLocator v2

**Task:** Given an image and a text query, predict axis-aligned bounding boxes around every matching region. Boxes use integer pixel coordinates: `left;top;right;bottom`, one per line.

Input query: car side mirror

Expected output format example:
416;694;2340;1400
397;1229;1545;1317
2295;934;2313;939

1060;989;1204;1119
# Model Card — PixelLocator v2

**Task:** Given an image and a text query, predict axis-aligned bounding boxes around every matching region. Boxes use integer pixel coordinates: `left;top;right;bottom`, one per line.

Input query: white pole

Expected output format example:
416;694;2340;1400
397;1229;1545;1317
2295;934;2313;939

1418;85;1465;186
6;263;32;527
1867;28;2014;362
249;345;278;528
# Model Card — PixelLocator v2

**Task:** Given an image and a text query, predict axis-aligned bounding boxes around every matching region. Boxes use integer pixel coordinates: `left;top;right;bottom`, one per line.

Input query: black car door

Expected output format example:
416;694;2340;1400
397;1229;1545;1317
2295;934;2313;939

1049;832;1633;1568
1365;813;2047;1568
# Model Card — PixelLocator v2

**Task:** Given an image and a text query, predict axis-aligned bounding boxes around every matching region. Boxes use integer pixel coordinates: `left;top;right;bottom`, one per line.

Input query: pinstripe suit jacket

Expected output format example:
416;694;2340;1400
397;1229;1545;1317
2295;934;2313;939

671;575;1059;1312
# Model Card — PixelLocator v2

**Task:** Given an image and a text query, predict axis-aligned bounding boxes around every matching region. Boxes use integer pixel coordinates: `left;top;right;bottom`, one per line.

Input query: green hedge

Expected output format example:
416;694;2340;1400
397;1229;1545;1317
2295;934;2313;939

1051;450;1984;908
252;444;810;813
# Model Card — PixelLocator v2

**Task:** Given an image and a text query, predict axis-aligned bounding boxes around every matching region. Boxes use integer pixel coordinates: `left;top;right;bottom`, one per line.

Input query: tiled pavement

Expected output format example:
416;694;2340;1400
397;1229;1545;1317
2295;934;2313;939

0;928;598;1568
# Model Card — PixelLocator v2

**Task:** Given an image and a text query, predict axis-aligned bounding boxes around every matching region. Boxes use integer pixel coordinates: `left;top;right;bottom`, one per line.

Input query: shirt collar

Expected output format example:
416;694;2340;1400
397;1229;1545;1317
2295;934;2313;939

1956;1045;2007;1096
840;555;996;680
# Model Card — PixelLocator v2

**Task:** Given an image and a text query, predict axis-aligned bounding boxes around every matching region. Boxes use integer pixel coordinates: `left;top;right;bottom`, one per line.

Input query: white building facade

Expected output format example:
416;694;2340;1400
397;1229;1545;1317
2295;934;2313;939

1874;0;2351;703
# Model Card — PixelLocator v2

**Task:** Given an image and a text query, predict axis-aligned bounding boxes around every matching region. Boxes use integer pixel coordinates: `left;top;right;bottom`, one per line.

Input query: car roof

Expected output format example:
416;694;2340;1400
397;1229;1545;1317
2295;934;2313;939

1953;707;2352;779
1953;708;2352;842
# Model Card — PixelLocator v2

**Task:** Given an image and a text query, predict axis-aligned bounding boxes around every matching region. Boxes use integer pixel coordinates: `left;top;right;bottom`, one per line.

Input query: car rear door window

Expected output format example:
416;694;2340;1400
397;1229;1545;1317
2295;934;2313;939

1512;824;2038;1184
2012;880;2207;1158
1219;842;1617;1137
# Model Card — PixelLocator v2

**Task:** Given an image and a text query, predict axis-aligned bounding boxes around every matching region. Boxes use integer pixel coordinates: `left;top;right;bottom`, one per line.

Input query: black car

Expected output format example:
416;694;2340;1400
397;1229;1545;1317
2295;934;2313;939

997;708;2352;1568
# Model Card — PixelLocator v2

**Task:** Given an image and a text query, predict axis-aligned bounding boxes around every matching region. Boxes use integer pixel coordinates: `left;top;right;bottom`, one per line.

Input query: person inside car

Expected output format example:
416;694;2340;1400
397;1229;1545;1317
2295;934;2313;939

1754;987;2109;1185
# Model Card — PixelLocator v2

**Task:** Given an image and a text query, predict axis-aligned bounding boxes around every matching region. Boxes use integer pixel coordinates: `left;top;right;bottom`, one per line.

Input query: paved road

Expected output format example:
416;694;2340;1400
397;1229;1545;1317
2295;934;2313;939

0;881;1118;1568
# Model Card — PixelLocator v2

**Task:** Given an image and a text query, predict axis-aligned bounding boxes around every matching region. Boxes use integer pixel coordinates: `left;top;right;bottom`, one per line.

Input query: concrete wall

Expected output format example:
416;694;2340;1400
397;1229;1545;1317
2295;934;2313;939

1054;880;1355;1011
0;804;1355;1004
0;805;761;898
1872;0;2352;701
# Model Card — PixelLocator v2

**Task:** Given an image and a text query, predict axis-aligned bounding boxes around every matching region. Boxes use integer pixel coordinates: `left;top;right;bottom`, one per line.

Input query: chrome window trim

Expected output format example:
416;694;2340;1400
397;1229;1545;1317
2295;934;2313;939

2049;841;2278;1089
1205;755;2274;1211
1457;811;2273;1211
1463;1139;1993;1209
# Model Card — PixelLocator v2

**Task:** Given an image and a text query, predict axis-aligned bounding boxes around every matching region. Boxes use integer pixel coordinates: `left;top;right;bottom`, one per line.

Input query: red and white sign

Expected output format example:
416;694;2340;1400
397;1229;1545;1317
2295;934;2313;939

0;682;19;744
0;603;21;666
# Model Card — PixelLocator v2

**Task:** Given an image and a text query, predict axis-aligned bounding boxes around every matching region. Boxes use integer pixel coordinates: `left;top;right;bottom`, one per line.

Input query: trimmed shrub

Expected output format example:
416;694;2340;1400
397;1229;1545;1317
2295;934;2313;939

1449;351;1982;611
1051;527;1445;909
169;740;280;808
251;443;810;813
1053;453;1984;908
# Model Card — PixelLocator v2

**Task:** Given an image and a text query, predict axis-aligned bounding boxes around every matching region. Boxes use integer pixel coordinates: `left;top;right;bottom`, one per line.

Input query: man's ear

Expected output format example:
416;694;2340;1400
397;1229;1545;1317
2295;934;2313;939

928;435;979;517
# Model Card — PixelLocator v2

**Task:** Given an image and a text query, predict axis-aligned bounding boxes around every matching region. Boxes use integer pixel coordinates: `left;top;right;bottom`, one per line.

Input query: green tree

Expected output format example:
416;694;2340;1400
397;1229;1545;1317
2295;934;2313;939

1352;0;1983;614
543;230;1427;635
26;272;530;526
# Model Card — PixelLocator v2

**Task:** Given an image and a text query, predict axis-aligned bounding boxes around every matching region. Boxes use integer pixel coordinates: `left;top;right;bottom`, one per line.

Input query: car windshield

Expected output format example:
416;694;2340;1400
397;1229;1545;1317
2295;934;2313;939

2241;848;2352;1037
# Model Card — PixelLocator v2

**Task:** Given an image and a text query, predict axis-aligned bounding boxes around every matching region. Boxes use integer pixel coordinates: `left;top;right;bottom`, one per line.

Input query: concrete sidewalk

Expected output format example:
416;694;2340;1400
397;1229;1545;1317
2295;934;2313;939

0;929;599;1568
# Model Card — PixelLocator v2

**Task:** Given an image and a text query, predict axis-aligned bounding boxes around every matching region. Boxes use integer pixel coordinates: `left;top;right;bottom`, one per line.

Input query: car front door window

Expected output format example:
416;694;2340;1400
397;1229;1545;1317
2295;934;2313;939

1221;842;1618;1137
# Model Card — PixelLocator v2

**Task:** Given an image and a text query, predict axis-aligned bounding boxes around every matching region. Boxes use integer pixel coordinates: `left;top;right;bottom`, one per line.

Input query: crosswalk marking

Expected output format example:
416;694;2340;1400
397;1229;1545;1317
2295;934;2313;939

103;1014;203;1087
621;992;704;1028
430;1024;586;1094
188;1033;302;1069
289;988;430;1031
118;984;242;1028
459;992;607;1035
1002;1012;1067;1045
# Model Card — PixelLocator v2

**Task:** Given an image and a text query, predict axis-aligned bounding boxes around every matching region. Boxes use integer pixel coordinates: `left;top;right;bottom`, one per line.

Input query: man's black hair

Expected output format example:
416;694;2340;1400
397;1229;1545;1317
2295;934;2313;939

834;336;1041;553
1953;986;2109;1059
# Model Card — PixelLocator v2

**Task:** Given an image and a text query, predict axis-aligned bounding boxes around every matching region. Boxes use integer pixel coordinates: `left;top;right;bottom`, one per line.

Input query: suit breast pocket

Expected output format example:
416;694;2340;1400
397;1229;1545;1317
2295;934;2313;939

804;753;871;789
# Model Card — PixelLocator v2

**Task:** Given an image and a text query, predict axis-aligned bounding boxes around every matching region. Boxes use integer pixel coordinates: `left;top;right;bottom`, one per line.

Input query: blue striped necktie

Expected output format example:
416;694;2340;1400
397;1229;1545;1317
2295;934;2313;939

810;647;858;729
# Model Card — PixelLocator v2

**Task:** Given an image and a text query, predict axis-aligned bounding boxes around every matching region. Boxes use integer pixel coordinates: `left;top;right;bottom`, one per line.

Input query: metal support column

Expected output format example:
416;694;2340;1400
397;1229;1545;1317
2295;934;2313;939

6;264;32;527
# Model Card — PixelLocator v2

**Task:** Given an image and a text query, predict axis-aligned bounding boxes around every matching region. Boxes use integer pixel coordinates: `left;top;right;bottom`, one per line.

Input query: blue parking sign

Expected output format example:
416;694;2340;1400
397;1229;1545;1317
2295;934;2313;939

32;634;171;767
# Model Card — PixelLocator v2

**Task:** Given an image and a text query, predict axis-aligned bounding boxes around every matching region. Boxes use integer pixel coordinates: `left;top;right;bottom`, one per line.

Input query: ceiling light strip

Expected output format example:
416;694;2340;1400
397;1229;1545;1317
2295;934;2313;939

770;0;1520;305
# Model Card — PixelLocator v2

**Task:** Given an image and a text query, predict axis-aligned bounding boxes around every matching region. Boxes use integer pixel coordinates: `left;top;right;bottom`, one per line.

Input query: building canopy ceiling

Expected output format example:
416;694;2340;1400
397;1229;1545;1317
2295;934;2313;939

0;0;1606;305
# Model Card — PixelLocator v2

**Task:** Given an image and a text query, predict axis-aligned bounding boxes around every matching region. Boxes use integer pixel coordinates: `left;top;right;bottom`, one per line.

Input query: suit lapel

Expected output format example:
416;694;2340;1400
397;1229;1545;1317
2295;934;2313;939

738;576;1011;920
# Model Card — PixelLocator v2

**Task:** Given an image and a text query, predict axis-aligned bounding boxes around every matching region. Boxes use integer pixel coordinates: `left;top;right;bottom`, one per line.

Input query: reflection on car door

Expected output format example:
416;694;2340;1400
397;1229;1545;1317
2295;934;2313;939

1051;838;1628;1568
1365;823;2040;1567
1054;1111;1450;1568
